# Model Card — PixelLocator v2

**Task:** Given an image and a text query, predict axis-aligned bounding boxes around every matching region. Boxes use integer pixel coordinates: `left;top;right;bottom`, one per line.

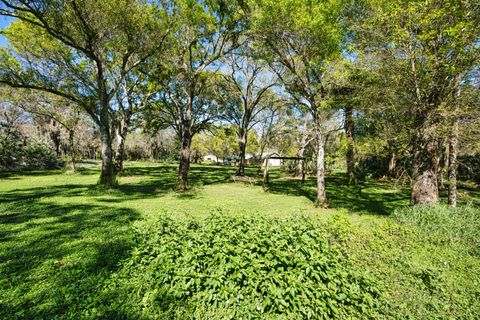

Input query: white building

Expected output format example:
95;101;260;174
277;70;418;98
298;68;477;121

203;154;223;163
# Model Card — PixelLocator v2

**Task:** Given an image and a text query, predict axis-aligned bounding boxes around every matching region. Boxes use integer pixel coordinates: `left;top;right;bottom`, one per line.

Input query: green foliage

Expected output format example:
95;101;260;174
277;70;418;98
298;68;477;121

0;125;24;168
350;216;480;319
458;154;480;183
23;139;63;169
393;204;480;256
0;130;62;170
115;212;380;318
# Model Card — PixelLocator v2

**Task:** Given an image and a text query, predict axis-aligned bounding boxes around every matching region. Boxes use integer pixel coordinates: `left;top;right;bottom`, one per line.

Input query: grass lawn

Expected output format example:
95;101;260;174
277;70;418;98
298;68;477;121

0;162;479;319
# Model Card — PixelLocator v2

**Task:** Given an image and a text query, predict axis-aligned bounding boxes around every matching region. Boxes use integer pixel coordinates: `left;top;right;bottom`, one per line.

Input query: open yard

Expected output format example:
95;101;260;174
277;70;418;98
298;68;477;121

1;162;479;319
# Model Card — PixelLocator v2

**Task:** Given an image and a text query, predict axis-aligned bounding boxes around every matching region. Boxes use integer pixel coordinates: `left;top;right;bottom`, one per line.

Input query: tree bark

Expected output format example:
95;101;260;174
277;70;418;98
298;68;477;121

98;120;116;187
176;103;192;190
437;141;447;190
345;105;355;184
295;147;306;177
314;113;327;206
316;132;327;206
237;128;248;176
98;99;117;187
114;119;129;172
177;130;191;190
68;129;76;172
50;121;61;156
388;151;396;177
295;113;309;177
448;74;461;207
411;128;439;205
447;121;458;207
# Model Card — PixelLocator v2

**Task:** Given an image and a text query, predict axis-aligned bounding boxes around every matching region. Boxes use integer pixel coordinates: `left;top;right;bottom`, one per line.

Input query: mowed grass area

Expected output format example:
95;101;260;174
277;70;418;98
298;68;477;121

1;162;479;319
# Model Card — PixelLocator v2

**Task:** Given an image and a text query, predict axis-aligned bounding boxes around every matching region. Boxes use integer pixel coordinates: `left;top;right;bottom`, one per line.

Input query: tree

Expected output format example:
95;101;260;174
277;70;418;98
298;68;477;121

113;69;156;171
250;0;345;206
219;52;277;176
149;0;248;190
0;0;168;186
14;90;83;171
357;0;480;205
293;110;313;177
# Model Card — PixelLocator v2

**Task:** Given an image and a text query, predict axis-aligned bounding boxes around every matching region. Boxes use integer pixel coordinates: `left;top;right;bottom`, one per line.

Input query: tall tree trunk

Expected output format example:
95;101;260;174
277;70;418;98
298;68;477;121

177;130;191;190
96;65;116;187
98;101;116;187
115;120;129;172
176;104;192;190
237;127;248;176
345;105;355;184
316;131;327;206
448;74;461;207
437;141;446;190
98;122;116;186
314;111;327;206
448;121;458;207
411;128;439;205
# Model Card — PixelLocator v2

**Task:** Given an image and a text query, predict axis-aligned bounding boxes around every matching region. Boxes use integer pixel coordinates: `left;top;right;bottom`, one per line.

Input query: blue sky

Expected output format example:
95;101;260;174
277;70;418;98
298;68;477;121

0;16;13;47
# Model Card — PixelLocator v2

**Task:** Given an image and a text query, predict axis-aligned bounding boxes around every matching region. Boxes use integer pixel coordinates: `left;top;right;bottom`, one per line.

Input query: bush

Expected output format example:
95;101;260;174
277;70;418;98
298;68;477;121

23;139;63;169
0;128;24;168
113;213;381;319
0;131;62;170
356;155;389;180
393;204;480;255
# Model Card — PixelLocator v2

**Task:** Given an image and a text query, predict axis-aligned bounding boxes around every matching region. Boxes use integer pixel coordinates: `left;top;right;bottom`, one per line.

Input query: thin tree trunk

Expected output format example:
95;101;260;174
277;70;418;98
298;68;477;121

411;128;439;205
115;120;129;172
50;122;61;156
448;74;461;207
68;129;76;172
237;128;248;176
388;151;396;177
448;122;458;207
345;105;355;184
295;113;309;177
437;141;446;190
316;132;327;206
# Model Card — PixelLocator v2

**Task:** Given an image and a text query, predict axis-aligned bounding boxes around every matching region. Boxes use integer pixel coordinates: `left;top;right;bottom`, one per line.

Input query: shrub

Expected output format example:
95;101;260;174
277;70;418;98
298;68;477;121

23;139;63;169
0;128;24;168
0;131;62;170
114;213;381;319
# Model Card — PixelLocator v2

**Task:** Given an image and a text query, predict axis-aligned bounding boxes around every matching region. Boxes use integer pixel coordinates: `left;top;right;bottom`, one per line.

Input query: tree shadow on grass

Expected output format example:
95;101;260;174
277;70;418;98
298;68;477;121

119;164;411;215
116;164;237;200
0;187;141;319
0;169;63;179
267;172;411;215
